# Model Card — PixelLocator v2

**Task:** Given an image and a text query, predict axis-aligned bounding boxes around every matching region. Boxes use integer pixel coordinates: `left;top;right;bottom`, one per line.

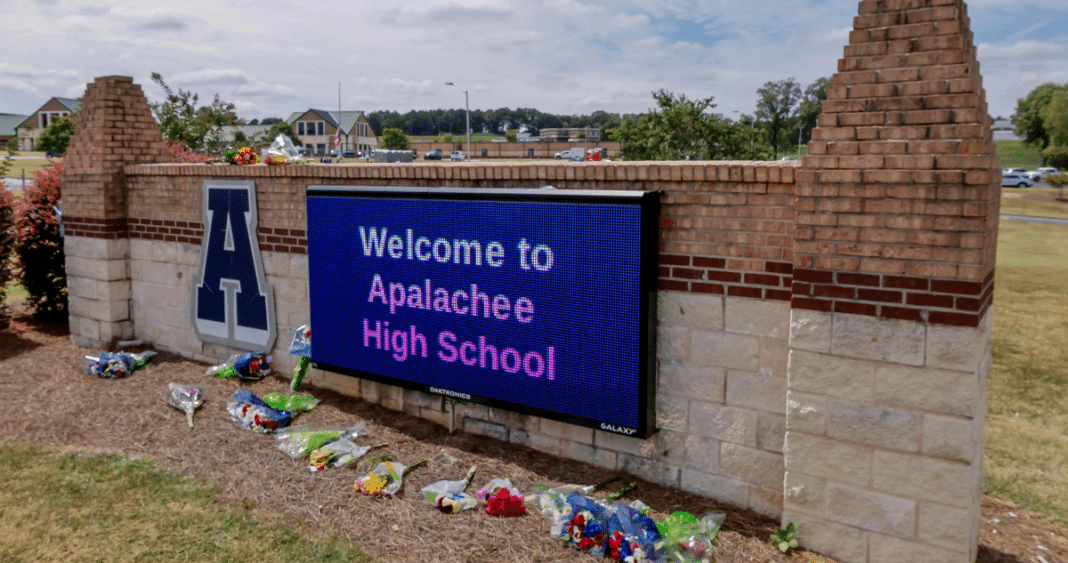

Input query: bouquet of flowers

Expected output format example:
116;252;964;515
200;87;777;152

274;423;364;458
554;494;610;556
225;146;258;165
485;487;526;518
227;390;292;433
288;325;311;392
308;439;382;472
263;134;302;165
606;502;665;563
163;383;209;428
85;350;157;378
656;511;725;563
205;352;272;381
529;476;621;525
354;459;426;496
260;392;320;415
421;466;478;514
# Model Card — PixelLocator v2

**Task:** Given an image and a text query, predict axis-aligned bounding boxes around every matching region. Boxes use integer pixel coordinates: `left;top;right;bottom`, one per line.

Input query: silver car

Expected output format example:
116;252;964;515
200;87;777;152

1002;172;1033;188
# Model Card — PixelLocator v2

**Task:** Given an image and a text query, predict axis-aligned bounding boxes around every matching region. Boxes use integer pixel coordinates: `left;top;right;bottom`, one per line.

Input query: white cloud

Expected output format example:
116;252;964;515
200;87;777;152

172;69;250;86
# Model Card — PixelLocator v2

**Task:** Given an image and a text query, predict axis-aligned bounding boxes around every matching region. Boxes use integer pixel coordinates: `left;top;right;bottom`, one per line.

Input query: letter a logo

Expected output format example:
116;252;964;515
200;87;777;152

192;180;277;350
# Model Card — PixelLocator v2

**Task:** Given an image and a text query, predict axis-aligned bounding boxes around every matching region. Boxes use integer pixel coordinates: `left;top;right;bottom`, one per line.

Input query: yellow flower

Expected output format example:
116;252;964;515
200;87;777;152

358;474;388;494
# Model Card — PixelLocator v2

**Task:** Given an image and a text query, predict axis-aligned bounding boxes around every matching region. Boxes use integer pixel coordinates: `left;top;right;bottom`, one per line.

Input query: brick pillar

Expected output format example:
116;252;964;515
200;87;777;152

784;1;997;562
62;76;171;347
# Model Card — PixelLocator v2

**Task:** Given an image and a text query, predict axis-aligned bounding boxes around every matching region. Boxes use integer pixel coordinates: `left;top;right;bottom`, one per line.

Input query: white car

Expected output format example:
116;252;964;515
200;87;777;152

1025;167;1061;182
1002;172;1033;188
450;151;465;161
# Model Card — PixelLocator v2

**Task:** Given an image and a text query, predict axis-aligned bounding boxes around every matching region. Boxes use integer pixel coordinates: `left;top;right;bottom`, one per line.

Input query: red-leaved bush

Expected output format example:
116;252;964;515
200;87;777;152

0;183;15;312
16;161;67;320
167;140;212;164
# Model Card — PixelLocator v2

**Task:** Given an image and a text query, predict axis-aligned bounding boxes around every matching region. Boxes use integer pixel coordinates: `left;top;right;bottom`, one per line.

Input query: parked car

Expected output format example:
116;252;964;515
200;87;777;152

1025;167;1061;182
1004;167;1028;175
425;149;442;160
343;150;355;158
45;151;62;158
1002;172;1033;187
450;151;465;161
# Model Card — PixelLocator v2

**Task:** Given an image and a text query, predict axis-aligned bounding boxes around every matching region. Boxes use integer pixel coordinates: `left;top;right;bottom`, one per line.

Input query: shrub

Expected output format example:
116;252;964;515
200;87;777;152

0;186;14;308
1042;145;1068;170
15;161;67;320
166;140;212;164
1046;173;1068;200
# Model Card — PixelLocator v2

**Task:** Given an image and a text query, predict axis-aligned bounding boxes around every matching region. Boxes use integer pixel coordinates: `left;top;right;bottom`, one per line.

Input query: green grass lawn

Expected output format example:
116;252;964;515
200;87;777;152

995;139;1043;170
1000;188;1068;220
0;443;375;563
985;219;1068;526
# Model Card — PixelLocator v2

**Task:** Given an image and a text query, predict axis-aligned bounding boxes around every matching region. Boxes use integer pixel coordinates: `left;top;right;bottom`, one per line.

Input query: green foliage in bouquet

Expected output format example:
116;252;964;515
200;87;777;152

770;521;799;554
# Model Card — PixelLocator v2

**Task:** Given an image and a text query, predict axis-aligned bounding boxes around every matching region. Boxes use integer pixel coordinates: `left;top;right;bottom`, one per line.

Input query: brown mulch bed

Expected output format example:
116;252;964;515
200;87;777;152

1;303;1065;563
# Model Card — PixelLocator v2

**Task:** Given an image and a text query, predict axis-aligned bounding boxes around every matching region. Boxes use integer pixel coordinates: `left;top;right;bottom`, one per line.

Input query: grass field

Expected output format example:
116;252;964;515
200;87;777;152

995;139;1043;170
0;443;375;563
985;219;1068;526
999;189;1068;219
2;151;59;179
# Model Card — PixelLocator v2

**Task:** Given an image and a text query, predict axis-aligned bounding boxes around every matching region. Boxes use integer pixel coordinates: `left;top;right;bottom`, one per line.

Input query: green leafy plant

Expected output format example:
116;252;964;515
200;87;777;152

1046;172;1068;201
770;521;799;554
33;116;76;155
15;160;67;320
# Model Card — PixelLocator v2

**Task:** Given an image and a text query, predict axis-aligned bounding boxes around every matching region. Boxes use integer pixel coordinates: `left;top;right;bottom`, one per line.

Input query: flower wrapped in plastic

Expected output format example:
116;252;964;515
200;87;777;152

606;502;665;563
656;511;725;563
354;459;426;496
85;350;157;379
227;146;258;165
263;133;302;165
528;476;622;525
485;486;526;518
288;325;311;392
421;466;478;513
308;438;380;472
274;423;364;458
227;390;292;433
260;392;320;415
206;352;272;381
163;383;209;428
554;494;610;556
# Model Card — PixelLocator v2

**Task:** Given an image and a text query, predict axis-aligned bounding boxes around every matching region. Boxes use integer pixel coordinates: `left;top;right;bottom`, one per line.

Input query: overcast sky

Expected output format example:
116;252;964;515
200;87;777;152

2;0;1066;124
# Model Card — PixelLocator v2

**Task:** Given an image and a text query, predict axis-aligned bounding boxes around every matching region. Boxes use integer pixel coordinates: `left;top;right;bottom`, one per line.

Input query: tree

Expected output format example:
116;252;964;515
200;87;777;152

379;128;409;150
33;116;76;155
1041;89;1068;148
505;129;518;142
754;79;802;159
150;72;242;152
1013;83;1068;158
796;77;831;146
614;89;767;161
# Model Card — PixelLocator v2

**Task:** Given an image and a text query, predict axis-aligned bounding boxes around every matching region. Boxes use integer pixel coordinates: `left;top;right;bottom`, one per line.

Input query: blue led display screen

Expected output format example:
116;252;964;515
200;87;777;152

306;187;659;437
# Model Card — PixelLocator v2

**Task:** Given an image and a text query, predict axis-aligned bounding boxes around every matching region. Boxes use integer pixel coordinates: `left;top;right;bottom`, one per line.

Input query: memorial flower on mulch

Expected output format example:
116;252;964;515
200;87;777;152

227;389;292;433
421;466;478;514
354;459;426;496
485;486;526;518
85;350;157;379
163;382;208;428
555;494;610;556
206;352;272;381
274;423;364;458
288;324;311;392
655;511;725;563
605;502;664;563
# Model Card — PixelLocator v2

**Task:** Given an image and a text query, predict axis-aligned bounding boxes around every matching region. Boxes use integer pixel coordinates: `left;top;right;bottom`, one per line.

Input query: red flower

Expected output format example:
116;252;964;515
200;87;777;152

485;487;526;517
578;537;594;551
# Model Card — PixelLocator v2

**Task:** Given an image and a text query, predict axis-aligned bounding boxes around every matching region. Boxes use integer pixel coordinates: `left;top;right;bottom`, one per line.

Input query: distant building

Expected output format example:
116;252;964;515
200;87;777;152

538;127;601;142
991;119;1022;141
285;109;377;156
15;97;81;151
0;113;30;147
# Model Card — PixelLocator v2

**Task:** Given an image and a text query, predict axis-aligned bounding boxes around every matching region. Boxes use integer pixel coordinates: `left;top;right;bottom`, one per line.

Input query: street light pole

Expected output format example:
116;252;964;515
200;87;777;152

445;81;471;161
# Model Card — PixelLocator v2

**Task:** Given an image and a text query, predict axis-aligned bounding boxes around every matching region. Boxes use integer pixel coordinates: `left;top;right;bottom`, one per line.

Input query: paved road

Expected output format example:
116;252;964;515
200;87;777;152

1001;214;1068;225
2;177;28;190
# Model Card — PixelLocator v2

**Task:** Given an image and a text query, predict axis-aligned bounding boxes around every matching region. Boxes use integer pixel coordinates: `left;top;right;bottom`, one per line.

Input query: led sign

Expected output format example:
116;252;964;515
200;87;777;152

306;186;659;437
